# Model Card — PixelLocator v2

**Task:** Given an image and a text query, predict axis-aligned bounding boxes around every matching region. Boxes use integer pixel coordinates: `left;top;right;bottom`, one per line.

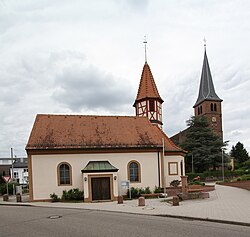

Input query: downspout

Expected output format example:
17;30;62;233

157;151;160;187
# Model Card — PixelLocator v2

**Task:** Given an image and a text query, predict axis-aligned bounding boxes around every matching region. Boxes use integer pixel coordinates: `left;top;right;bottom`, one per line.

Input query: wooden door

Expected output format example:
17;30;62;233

91;177;111;201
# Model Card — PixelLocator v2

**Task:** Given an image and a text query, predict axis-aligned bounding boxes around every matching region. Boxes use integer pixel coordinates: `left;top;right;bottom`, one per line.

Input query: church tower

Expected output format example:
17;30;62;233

193;44;223;138
133;41;164;127
133;62;164;127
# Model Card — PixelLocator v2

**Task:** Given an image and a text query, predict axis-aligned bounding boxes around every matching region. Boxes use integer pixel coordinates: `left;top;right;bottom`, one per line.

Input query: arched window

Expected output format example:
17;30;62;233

214;103;217;111
198;107;200;115
57;162;72;186
127;161;141;182
211;103;213;111
200;106;203;114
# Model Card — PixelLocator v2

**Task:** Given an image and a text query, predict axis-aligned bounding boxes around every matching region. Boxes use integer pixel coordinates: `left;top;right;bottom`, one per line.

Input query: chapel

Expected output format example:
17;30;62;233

26;52;186;202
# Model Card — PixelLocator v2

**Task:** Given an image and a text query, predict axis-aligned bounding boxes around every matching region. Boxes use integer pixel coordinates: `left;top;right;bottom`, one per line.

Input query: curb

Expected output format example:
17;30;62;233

1;201;249;227
155;214;250;227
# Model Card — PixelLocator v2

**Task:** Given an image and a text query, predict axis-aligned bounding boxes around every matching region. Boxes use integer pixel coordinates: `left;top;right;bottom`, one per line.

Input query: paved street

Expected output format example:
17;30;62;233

0;205;249;237
4;184;247;225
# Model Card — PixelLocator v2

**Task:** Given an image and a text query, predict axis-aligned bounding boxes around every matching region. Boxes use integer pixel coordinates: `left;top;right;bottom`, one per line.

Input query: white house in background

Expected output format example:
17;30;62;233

10;158;28;185
26;61;186;202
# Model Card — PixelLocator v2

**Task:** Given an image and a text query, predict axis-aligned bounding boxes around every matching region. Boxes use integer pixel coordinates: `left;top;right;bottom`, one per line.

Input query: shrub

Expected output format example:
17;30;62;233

50;193;60;202
127;187;139;198
239;174;250;181
0;183;15;195
127;187;152;199
170;180;180;188
189;180;205;186
61;188;84;201
153;186;162;193
139;187;152;195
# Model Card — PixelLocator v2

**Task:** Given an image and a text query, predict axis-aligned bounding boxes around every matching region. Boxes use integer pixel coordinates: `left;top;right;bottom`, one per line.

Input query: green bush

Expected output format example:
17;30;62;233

0;183;16;195
139;186;152;195
127;187;139;198
61;188;84;201
127;187;152;199
50;193;60;202
189;180;205;186
237;174;250;181
153;186;162;193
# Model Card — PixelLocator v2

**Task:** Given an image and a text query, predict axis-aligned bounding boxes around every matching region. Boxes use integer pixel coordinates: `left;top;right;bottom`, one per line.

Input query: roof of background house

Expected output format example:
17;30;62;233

134;63;163;105
26;114;184;153
0;158;13;160
13;158;28;168
194;50;222;107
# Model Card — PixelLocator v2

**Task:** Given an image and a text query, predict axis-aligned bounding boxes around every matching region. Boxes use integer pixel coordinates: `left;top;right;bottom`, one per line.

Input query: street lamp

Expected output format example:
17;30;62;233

221;141;229;182
221;149;225;182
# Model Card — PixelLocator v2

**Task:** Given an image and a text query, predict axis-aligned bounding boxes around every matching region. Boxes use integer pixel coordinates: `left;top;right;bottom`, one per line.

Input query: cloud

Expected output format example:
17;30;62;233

0;0;250;157
52;63;133;112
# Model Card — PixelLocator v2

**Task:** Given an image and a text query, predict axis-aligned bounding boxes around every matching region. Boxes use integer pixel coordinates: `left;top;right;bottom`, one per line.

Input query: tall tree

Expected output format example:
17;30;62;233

180;116;226;173
230;142;249;165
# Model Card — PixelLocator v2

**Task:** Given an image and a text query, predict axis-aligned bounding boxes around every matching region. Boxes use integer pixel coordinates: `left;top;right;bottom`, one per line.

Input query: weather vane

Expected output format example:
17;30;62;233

143;35;147;63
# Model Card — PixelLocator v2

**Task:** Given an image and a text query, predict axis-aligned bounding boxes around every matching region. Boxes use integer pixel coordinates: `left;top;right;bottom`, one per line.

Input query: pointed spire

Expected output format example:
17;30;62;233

134;63;163;105
193;46;222;107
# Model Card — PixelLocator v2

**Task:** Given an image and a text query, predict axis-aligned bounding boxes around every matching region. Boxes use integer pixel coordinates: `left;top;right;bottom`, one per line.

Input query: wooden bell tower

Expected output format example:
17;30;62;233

133;39;164;127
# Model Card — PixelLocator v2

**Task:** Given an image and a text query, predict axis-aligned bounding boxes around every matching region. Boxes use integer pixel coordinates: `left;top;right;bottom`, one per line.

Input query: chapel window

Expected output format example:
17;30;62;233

128;161;141;182
211;103;213;111
58;162;72;186
214;103;217;111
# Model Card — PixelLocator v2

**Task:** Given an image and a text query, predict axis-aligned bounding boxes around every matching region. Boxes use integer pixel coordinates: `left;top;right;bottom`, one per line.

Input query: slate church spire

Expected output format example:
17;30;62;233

193;43;223;138
133;40;164;127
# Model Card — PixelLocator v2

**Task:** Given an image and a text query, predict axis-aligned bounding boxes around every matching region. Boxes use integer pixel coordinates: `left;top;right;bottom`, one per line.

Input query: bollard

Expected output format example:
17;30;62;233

138;197;145;206
3;194;9;201
172;196;179;206
16;193;22;202
118;196;123;204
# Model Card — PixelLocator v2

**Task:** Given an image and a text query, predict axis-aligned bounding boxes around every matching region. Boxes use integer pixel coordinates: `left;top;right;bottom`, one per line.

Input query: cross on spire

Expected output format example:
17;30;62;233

143;36;147;63
203;37;207;49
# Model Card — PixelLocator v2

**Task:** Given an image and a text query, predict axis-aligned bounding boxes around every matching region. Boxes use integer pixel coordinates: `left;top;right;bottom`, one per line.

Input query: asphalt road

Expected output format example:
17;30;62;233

0;206;249;237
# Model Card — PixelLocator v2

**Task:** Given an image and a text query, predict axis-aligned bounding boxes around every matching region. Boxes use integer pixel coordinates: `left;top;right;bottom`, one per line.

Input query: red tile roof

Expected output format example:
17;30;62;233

26;114;183;153
134;63;163;103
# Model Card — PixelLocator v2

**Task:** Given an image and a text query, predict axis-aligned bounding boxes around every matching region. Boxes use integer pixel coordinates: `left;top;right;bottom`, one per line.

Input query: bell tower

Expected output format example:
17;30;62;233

193;42;223;138
133;39;164;127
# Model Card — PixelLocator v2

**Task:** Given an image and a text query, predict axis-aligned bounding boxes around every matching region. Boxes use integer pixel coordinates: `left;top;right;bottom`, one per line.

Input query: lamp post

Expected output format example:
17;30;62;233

11;147;15;195
221;149;224;182
221;141;229;182
191;154;194;173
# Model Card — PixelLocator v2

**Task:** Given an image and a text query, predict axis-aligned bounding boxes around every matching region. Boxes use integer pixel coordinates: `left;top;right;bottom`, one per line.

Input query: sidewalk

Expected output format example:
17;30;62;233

1;185;250;226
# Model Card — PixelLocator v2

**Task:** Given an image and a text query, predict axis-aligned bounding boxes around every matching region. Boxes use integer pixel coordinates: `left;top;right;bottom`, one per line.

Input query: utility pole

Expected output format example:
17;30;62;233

221;149;224;182
11;148;15;195
162;138;166;197
192;154;194;173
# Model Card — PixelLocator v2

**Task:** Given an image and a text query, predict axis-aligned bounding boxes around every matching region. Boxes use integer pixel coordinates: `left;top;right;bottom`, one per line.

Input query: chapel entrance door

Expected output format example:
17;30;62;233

91;177;111;201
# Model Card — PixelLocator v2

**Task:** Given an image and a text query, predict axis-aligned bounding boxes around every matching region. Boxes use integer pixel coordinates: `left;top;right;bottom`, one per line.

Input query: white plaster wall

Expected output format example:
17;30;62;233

164;155;185;186
31;152;160;200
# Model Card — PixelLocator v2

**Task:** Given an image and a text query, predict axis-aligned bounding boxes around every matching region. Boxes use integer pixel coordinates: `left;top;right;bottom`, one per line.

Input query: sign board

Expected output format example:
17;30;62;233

2;176;11;183
121;180;130;189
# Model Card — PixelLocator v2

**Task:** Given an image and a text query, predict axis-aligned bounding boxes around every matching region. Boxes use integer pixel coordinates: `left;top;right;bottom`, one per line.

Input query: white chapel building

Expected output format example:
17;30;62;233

26;61;186;202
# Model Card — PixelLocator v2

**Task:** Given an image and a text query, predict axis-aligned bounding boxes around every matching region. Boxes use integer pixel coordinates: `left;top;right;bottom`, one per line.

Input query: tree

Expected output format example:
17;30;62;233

230;142;249;166
180;116;226;173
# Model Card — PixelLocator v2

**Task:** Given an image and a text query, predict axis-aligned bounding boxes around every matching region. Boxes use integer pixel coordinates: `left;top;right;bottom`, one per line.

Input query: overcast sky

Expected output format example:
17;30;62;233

0;0;250;157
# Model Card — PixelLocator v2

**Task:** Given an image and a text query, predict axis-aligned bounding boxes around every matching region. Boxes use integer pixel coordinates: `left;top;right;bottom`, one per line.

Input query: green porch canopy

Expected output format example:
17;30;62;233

81;161;119;173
